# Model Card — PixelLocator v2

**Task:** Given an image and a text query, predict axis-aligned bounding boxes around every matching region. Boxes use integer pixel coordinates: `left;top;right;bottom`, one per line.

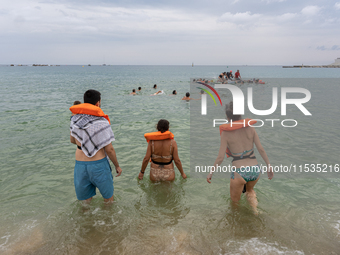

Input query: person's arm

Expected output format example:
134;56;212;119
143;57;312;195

104;143;122;177
70;134;76;144
172;141;186;179
207;131;228;183
139;142;152;180
253;129;273;180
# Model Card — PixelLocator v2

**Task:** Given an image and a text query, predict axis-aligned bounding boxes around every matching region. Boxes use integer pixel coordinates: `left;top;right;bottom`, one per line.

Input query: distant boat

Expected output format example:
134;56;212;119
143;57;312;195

192;62;194;67
102;64;106;66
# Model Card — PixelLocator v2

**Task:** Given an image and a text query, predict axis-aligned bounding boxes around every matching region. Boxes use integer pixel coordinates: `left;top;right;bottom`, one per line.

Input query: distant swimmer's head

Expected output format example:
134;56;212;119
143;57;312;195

73;100;81;105
230;70;233;73
172;90;177;95
157;119;169;133
132;89;136;92
153;84;157;89
225;101;241;121
84;89;101;106
138;87;141;90
186;92;190;97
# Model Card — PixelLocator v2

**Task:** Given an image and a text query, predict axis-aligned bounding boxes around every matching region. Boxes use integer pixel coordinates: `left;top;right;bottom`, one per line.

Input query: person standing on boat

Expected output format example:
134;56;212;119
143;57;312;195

226;71;234;80
235;70;241;80
218;74;225;83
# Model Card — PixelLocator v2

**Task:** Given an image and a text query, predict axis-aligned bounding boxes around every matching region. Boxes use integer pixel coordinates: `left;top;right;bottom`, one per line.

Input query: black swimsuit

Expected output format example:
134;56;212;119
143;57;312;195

151;159;172;165
228;151;256;162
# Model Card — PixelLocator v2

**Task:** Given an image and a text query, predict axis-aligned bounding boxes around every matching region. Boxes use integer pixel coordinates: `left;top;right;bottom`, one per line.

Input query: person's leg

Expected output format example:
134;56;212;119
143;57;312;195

245;174;260;214
103;195;114;203
74;161;96;202
91;158;114;203
230;172;247;203
84;197;93;203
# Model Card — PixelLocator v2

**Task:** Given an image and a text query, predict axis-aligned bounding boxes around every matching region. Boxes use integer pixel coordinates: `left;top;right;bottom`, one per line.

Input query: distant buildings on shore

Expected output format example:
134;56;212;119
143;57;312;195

283;58;340;68
330;57;340;66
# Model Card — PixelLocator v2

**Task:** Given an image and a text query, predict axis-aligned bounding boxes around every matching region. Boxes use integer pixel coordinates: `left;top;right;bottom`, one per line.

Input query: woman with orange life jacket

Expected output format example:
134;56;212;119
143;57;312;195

139;119;187;182
207;101;273;212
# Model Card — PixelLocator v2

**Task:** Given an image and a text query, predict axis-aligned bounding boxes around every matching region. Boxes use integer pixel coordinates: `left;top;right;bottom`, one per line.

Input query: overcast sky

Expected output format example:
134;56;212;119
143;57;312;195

1;0;339;65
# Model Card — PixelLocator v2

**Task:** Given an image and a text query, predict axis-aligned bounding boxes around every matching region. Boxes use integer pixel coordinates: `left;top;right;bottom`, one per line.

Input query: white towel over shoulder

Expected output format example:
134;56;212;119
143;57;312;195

70;114;115;157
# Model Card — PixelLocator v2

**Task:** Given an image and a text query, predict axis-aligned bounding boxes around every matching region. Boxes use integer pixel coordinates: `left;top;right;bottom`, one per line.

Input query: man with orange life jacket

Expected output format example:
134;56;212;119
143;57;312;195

70;89;122;203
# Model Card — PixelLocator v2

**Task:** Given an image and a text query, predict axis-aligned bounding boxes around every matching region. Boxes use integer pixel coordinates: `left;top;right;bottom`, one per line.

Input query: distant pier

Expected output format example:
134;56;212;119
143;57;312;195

282;65;340;68
283;57;340;68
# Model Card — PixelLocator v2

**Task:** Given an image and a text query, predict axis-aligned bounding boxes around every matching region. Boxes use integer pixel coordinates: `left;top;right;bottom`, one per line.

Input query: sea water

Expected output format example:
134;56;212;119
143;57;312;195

0;65;340;254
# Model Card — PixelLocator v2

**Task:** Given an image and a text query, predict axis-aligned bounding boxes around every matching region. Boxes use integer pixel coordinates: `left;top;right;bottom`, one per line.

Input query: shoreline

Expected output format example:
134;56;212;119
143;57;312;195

282;65;340;68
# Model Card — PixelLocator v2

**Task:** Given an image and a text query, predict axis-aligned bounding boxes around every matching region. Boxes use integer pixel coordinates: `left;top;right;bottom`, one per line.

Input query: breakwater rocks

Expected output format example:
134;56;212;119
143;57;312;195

283;58;340;68
282;65;340;68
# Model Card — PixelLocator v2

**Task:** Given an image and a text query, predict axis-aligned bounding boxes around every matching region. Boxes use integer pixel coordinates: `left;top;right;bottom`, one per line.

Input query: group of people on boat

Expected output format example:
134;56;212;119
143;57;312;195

218;70;243;84
216;70;265;85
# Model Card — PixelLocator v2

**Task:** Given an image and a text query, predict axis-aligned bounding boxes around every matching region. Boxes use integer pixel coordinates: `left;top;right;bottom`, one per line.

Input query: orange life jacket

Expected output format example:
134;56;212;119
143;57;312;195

219;118;257;157
70;103;111;124
144;131;174;142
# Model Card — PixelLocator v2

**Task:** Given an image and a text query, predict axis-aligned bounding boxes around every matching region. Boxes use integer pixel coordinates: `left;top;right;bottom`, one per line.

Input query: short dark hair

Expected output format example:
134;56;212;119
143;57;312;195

157;119;169;133
225;101;241;121
186;92;190;97
138;87;141;90
132;89;136;92
172;90;176;94
73;100;81;105
84;89;101;105
153;84;157;88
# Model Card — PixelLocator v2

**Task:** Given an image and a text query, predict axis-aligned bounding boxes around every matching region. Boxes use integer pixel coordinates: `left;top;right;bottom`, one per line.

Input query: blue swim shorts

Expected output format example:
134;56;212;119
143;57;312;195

74;157;113;200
